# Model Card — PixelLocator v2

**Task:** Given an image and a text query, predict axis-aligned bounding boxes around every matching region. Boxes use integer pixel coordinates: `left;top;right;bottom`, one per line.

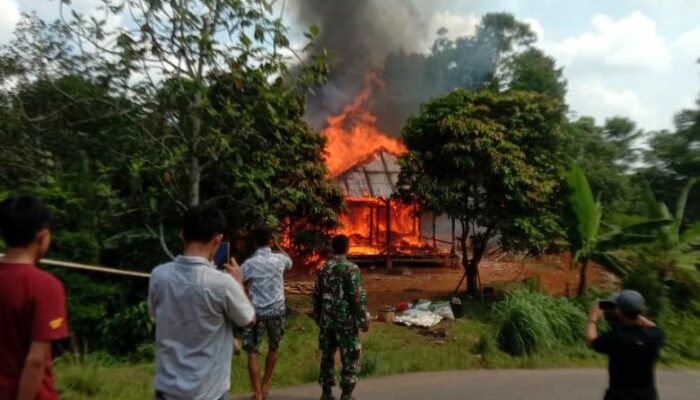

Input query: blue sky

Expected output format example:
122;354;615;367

2;0;699;132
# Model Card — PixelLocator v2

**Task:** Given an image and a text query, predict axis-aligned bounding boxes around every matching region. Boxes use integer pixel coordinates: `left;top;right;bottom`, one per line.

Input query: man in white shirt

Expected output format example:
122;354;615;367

241;224;293;400
149;205;256;400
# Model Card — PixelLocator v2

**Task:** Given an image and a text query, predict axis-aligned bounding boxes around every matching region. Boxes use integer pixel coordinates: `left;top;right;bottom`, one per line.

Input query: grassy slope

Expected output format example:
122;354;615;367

55;298;699;400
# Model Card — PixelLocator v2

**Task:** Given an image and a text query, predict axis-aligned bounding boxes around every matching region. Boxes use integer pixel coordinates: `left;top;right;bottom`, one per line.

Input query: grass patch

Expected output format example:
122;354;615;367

54;296;699;399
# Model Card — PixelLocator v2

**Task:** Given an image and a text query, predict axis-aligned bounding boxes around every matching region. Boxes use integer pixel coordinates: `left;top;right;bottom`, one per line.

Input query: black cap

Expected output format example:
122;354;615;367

611;290;646;315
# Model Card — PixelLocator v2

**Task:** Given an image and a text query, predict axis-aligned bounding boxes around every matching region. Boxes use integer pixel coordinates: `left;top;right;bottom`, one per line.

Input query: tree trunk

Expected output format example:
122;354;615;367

577;259;589;297
460;235;478;296
466;259;478;296
188;92;203;207
189;156;201;207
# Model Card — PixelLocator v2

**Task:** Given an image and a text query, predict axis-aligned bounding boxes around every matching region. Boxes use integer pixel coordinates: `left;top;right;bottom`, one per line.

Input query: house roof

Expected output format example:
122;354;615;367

333;149;401;199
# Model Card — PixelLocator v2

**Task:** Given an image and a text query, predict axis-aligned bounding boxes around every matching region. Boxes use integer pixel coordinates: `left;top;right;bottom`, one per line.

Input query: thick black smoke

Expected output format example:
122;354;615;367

294;0;504;136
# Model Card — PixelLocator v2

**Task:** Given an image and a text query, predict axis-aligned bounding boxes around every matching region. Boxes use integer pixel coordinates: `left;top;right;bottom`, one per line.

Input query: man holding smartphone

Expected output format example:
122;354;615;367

149;205;255;400
586;290;665;400
241;224;293;400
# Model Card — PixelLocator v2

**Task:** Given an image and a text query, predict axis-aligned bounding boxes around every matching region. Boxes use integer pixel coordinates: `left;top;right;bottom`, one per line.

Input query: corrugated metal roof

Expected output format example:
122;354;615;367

334;149;401;199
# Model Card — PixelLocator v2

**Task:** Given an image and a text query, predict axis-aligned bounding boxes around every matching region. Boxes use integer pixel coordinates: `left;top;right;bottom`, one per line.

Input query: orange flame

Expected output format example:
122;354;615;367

322;74;406;177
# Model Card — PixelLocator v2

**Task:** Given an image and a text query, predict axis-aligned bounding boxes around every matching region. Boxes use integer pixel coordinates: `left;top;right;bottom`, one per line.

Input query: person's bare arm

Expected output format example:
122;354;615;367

17;342;50;400
586;302;601;348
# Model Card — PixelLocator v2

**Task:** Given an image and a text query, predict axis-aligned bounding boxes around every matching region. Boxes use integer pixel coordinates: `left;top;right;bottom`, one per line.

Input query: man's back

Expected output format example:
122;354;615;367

149;256;254;400
314;256;368;333
241;247;292;317
0;263;68;400
593;325;665;400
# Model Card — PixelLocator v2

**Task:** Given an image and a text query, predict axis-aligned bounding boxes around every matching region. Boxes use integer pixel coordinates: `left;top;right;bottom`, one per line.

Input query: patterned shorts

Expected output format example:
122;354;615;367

242;316;285;354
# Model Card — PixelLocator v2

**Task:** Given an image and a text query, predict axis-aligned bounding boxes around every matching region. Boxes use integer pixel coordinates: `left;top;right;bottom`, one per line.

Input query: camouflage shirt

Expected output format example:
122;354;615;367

313;255;368;333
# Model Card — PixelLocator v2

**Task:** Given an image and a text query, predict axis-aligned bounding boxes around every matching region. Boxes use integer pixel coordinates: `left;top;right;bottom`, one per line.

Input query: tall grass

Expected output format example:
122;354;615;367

493;290;587;356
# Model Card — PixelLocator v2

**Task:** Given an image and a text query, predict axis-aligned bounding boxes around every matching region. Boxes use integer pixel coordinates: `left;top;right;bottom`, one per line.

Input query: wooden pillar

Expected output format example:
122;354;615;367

385;199;392;271
368;205;374;245
375;206;381;245
450;217;456;257
432;213;437;248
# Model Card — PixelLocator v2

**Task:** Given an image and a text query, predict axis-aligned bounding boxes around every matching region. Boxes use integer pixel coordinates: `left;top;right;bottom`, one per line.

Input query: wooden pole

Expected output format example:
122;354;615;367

432;213;437;248
0;253;150;278
450;217;456;257
385;199;392;271
369;205;374;245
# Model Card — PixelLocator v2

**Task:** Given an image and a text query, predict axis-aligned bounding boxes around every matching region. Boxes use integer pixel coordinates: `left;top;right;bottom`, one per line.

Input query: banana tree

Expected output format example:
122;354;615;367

567;166;672;296
641;177;700;272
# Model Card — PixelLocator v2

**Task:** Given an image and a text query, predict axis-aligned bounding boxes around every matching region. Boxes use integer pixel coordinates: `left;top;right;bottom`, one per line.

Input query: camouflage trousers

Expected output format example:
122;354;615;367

318;329;361;394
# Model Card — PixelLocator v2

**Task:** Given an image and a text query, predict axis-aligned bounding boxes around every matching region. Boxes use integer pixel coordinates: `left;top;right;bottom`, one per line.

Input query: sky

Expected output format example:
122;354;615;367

2;0;699;133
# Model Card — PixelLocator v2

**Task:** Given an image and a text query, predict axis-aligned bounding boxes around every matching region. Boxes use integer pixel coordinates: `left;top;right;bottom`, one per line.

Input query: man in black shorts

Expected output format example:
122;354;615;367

587;290;665;400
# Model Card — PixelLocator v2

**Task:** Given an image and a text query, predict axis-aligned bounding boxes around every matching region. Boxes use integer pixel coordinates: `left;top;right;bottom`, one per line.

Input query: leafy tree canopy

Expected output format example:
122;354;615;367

397;89;569;295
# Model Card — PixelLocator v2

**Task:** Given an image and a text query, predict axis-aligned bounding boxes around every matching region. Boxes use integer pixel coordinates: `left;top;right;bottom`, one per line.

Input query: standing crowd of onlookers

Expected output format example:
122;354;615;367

1;195;664;400
0;195;369;400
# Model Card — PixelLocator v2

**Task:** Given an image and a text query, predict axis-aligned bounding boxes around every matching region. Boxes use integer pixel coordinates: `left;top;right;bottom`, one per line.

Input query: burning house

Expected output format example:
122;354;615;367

321;77;452;266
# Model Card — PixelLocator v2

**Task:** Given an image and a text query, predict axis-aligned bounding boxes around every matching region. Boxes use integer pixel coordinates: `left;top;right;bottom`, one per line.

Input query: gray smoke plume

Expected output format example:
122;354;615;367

293;0;503;136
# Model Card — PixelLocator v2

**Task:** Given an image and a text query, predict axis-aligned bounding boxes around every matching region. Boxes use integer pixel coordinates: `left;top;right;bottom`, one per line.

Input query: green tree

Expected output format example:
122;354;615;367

428;13;537;92
567;116;642;220
31;0;327;208
397;89;569;296
566;166;671;296
1;1;340;259
640;178;700;272
502;48;567;101
644;101;700;225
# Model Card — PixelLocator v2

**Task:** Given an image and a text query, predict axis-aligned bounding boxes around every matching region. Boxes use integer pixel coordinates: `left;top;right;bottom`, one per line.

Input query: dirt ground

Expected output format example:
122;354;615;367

286;253;614;312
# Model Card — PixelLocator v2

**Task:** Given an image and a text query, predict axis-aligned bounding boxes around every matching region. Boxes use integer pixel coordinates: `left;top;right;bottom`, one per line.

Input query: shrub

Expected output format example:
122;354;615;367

659;311;700;362
493;290;587;356
665;269;700;314
99;301;154;355
360;352;378;377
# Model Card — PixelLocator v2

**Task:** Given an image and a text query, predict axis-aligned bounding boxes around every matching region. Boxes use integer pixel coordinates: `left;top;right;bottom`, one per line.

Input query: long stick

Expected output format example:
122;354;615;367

0;253;150;278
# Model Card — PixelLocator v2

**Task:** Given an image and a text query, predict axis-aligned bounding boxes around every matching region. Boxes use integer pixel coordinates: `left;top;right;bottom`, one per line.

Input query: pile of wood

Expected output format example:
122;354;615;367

285;282;315;295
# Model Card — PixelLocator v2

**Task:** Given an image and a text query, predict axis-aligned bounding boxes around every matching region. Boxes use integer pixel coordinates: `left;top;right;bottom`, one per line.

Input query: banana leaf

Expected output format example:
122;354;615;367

596;218;673;251
591;252;629;278
567;166;601;244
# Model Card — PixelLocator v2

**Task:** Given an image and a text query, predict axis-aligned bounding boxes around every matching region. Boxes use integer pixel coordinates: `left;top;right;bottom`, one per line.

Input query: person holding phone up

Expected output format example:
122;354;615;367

240;224;293;400
586;290;665;400
149;205;256;400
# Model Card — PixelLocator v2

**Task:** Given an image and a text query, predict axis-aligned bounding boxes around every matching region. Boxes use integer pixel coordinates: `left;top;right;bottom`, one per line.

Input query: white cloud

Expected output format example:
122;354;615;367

568;79;662;130
523;17;544;42
673;27;700;58
0;0;21;44
547;11;672;72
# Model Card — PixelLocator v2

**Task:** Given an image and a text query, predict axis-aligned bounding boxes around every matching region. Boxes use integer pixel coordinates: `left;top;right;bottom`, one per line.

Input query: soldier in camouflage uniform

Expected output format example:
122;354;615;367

313;235;369;400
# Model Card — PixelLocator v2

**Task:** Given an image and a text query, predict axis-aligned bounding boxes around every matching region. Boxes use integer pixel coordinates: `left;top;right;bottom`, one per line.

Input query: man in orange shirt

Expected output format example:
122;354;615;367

0;195;69;400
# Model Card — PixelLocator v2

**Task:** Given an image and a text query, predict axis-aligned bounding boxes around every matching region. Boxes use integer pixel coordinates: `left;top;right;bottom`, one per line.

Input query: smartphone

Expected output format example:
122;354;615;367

213;242;230;270
599;300;616;311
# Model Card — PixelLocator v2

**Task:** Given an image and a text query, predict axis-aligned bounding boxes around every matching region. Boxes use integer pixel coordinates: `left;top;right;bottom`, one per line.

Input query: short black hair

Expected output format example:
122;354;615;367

252;224;273;247
182;204;226;243
0;195;51;247
332;235;349;255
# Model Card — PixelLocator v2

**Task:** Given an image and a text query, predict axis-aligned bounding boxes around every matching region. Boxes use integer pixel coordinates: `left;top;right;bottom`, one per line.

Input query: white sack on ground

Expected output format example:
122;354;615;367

394;309;443;327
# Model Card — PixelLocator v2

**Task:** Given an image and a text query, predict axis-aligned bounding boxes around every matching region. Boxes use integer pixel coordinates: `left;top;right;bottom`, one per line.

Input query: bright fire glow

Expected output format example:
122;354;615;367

338;199;425;256
322;74;406;177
